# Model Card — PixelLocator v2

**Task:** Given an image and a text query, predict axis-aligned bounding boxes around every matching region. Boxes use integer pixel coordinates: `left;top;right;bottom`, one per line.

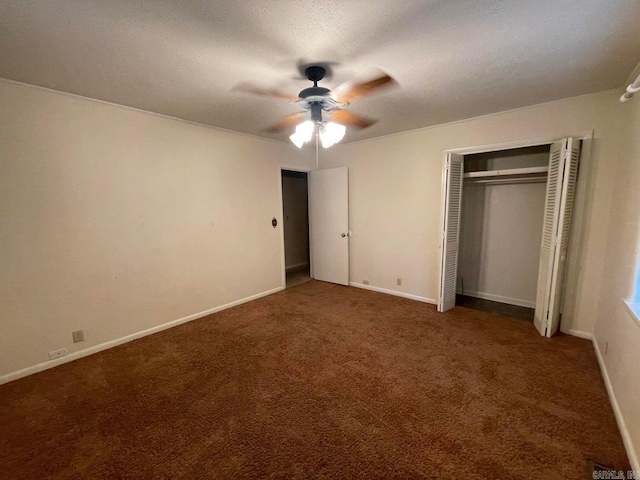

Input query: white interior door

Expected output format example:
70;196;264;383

534;138;580;337
438;153;464;312
308;167;349;285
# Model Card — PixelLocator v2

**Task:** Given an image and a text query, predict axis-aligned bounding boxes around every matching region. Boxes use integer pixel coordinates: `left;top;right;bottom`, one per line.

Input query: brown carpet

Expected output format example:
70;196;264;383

0;281;629;479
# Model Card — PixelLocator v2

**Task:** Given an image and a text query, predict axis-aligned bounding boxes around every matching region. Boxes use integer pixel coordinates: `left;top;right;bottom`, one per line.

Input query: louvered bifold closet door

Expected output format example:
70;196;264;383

438;153;464;312
546;138;580;336
534;141;563;335
534;138;580;337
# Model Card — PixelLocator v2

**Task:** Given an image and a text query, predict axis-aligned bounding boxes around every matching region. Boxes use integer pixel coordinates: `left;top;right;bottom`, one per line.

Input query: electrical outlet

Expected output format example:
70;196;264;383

396;278;402;286
604;342;609;355
72;330;85;343
48;348;67;360
363;280;370;285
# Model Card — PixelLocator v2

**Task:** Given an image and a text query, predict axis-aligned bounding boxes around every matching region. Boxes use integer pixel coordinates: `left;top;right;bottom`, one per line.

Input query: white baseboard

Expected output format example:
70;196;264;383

561;329;593;340
0;286;285;386
592;337;639;472
285;262;309;272
457;290;535;309
349;282;436;304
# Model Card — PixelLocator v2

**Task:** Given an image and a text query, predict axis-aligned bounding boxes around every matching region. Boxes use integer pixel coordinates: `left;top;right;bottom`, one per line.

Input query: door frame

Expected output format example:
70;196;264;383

437;131;593;325
279;166;313;288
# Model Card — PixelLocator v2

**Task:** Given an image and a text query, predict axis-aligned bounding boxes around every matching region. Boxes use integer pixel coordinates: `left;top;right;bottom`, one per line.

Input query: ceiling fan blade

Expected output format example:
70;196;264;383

263;113;307;134
329;110;377;129
332;73;397;104
232;82;298;102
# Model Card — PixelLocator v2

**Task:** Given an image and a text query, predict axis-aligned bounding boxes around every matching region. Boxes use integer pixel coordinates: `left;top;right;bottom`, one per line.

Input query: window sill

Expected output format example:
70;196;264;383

623;300;640;326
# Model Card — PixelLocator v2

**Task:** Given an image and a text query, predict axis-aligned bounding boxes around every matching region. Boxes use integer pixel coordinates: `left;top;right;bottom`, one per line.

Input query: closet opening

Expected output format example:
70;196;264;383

438;136;584;337
457;145;551;322
281;170;311;288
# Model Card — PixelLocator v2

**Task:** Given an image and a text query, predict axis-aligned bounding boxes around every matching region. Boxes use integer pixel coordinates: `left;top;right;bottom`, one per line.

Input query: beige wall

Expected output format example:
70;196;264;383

0;80;313;379
282;172;309;269
321;90;622;336
458;182;546;307
593;95;640;469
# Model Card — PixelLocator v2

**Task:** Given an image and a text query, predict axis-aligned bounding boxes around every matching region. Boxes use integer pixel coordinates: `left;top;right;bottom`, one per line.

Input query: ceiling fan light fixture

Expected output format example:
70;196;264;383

296;120;315;143
289;120;315;148
289;131;305;148
289;120;346;149
319;133;334;149
319;121;346;148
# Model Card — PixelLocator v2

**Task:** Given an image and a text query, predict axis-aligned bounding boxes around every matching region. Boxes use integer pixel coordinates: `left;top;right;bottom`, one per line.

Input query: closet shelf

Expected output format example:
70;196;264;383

463;166;549;179
464;166;549;185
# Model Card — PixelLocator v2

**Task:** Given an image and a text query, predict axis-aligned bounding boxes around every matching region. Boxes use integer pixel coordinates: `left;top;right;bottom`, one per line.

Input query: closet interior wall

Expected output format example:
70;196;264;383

457;146;550;309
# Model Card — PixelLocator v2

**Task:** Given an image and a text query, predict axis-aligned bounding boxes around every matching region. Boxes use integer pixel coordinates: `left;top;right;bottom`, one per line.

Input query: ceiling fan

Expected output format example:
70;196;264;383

234;65;397;148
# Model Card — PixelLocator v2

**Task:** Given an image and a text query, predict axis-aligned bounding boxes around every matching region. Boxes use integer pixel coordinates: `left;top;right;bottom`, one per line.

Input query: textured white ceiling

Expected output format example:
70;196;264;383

1;0;639;144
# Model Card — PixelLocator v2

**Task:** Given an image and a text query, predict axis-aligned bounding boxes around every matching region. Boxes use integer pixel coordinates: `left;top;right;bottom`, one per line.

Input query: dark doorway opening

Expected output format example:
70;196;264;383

281;170;310;287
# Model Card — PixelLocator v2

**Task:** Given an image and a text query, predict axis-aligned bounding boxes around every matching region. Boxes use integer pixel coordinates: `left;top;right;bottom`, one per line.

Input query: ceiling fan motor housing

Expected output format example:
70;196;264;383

298;86;331;98
304;65;326;84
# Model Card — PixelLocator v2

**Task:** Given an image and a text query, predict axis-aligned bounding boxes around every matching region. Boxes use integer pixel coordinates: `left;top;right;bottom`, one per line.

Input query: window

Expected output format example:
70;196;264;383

624;235;640;322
